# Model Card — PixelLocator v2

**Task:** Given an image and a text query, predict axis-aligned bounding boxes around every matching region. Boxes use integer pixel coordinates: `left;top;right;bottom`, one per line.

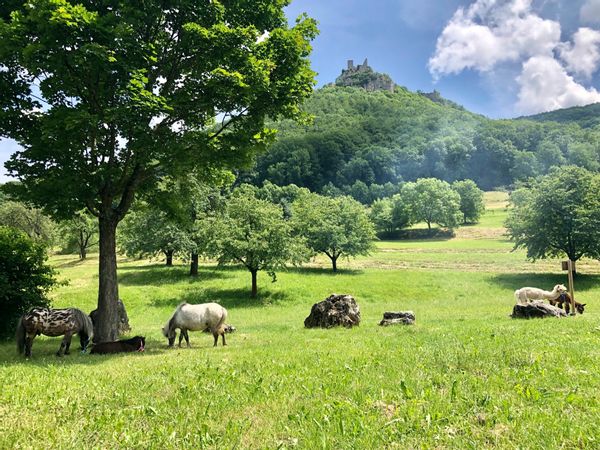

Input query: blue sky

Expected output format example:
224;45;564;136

2;0;600;182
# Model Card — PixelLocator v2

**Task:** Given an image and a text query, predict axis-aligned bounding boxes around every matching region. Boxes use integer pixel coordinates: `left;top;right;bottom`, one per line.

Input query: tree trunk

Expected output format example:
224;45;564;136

78;230;87;259
95;216;120;343
165;250;173;267
251;269;258;298
332;255;338;272
190;252;199;276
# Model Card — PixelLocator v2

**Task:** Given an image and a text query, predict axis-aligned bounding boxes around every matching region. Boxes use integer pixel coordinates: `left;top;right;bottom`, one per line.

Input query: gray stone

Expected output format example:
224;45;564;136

511;301;568;319
379;311;415;326
304;294;361;328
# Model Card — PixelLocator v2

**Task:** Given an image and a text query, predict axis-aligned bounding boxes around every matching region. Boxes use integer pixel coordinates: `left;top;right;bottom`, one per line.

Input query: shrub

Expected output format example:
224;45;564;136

0;226;58;338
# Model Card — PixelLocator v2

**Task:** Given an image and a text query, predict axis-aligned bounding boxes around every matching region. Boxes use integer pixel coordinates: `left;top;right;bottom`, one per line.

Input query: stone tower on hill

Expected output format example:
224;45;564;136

335;58;395;92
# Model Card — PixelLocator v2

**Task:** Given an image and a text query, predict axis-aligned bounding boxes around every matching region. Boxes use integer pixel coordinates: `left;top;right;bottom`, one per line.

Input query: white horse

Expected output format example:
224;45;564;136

162;302;228;347
514;284;567;305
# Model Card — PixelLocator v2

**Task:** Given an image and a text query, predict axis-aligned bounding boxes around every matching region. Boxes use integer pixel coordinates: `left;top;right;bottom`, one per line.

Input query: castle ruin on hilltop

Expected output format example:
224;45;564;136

334;58;395;92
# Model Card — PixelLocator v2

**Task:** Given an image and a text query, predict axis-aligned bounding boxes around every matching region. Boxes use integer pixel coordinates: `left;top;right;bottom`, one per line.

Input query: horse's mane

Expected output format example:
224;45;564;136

71;308;94;340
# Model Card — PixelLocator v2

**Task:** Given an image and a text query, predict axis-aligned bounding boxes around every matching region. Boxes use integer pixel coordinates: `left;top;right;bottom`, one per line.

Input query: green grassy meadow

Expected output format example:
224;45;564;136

1;194;600;449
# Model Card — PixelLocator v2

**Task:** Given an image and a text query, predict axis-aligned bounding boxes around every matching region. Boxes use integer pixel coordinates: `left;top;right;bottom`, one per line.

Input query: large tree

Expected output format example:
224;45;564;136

0;1;317;341
505;166;600;263
292;193;376;272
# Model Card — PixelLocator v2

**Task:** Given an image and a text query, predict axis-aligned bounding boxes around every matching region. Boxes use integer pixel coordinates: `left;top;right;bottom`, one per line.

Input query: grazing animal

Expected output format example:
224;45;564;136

514;284;567;305
16;307;94;357
162;302;228;347
549;292;586;315
90;336;146;354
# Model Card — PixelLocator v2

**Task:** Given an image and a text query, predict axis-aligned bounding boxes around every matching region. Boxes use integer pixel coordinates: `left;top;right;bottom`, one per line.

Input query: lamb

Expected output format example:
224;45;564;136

514;284;567;305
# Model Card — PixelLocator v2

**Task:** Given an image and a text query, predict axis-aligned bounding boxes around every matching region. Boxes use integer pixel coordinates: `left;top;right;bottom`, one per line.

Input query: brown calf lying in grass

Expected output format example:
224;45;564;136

549;293;586;315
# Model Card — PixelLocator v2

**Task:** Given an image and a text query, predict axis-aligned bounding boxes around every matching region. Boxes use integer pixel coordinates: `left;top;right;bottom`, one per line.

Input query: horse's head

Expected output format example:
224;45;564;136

162;320;176;347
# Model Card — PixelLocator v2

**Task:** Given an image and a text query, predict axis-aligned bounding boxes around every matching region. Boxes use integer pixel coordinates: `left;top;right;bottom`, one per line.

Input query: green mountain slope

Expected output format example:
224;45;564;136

250;86;600;194
520;102;600;128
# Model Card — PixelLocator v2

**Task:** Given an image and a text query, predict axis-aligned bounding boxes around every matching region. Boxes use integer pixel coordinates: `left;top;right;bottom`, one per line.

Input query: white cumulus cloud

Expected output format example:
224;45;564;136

429;0;560;78
516;55;600;114
558;27;600;79
581;0;600;24
430;0;600;114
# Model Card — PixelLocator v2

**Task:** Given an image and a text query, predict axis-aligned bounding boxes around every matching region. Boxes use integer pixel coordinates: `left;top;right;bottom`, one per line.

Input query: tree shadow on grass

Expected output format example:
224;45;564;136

118;264;231;286
492;272;600;293
285;266;364;276
0;335;170;367
150;287;292;310
53;258;87;269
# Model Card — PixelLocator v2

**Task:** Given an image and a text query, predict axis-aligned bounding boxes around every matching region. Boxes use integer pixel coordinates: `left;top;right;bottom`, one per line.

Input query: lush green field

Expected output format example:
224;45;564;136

1;198;600;449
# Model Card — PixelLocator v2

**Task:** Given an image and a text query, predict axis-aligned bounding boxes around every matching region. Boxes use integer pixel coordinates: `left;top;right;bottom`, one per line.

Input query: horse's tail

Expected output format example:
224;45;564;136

73;308;94;341
215;306;228;332
15;317;25;354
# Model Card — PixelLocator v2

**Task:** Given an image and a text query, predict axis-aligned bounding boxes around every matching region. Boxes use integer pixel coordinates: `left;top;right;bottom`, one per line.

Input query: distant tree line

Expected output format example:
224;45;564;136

245;86;600;195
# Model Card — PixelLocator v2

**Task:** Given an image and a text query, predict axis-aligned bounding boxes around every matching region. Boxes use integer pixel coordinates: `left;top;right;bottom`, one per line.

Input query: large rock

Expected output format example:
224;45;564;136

304;294;361;328
511;301;567;319
379;311;415;326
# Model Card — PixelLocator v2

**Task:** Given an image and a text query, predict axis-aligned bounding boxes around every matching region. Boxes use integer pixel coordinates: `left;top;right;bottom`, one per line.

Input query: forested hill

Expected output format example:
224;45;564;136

521;102;600;129
249;86;600;195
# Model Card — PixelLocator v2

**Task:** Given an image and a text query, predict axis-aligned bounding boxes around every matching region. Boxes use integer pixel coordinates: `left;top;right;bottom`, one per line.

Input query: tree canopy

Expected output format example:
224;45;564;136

292;193;376;271
0;226;58;338
401;178;461;231
209;185;309;297
0;1;317;341
505;166;600;263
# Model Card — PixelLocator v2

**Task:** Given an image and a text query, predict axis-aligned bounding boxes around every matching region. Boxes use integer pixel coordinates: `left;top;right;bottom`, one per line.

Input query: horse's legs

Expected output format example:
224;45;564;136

79;333;89;352
221;330;227;347
178;329;187;348
25;334;35;357
564;301;570;314
183;329;190;347
58;333;73;356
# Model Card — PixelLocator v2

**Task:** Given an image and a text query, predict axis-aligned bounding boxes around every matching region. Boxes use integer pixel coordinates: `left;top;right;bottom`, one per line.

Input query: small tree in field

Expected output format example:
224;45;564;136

402;178;461;232
293;193;376;272
210;186;309;298
0;226;58;338
0;200;55;244
505;166;600;264
118;205;191;266
59;210;97;259
1;2;317;342
452;179;485;224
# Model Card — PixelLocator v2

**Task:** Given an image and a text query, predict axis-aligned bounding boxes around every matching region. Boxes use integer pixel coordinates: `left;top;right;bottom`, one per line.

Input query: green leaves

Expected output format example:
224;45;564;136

506;166;600;261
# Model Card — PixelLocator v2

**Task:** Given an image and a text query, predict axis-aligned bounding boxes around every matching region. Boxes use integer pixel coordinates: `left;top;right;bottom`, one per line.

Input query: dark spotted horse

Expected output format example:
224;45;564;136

16;307;94;357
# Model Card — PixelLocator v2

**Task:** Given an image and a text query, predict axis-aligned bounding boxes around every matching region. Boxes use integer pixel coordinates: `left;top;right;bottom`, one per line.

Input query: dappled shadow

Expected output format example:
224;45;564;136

0;335;170;367
286;266;364;276
118;264;230;286
150;287;292;310
492;273;600;293
377;228;455;241
53;258;87;269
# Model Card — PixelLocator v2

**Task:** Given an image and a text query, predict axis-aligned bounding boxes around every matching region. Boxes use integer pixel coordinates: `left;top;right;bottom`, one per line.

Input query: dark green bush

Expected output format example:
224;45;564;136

0;226;58;338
